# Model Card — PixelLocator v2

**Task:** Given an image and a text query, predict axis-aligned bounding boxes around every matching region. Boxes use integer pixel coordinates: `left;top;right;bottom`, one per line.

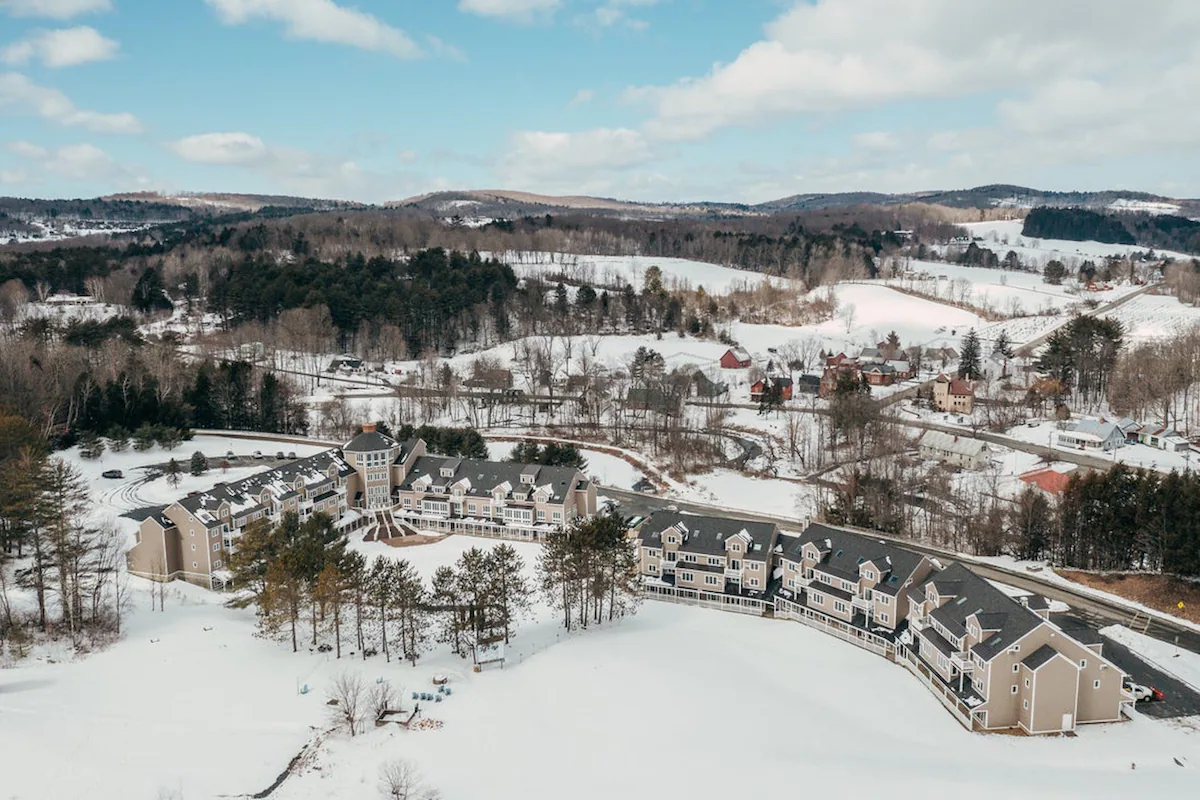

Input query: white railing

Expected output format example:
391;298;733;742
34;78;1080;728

896;644;978;730
643;582;768;616
724;568;742;579
950;652;975;673
851;596;872;611
773;596;894;658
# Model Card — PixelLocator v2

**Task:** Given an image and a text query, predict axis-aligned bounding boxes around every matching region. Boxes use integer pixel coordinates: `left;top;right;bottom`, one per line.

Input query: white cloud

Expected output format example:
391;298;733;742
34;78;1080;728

497;127;655;190
458;0;561;23
7;139;131;181
577;0;659;31
2;26;119;67
0;71;142;133
631;0;1200;141
0;0;110;19
852;131;899;152
170;132;268;165
568;88;594;106
206;0;427;59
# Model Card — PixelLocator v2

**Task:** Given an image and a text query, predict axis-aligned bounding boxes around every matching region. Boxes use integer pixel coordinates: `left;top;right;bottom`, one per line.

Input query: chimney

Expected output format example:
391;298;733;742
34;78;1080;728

362;423;376;433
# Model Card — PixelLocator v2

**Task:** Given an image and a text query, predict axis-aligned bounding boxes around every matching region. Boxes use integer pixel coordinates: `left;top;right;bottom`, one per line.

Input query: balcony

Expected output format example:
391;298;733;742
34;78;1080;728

851;596;873;612
910;615;930;632
660;560;677;571
950;652;975;673
724;568;742;580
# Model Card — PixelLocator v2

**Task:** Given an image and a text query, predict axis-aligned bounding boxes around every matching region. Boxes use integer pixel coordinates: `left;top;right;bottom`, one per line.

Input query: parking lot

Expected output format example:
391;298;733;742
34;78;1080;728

1055;613;1200;720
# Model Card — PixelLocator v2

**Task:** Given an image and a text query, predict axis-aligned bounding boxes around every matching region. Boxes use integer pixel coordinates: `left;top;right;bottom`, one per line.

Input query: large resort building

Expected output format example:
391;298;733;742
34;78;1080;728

128;424;595;590
629;513;1133;735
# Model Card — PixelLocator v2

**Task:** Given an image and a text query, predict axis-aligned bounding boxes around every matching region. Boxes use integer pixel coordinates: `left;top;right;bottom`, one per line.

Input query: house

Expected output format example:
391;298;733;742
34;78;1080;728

631;511;779;602
907;562;1126;734
719;347;752;369
819;354;862;397
327;355;363;373
1128;423;1190;452
464;367;514;391
919;430;991;470
775;523;937;632
127;424;597;589
1018;465;1077;496
1053;420;1125;452
861;363;898;386
750;375;793;403
795;374;821;395
925;347;959;367
858;346;885;363
932;374;975;414
692;371;728;400
887;359;913;380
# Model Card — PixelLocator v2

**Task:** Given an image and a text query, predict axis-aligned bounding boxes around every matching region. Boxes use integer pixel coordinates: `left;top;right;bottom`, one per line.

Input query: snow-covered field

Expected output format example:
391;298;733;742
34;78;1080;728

496;251;789;294
3;538;1196;800
959;220;1195;264
1100;293;1200;342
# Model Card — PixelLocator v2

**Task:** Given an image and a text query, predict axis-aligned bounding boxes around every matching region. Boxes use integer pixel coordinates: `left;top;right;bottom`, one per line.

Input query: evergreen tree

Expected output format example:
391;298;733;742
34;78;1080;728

958;329;982;380
133;424;156;452
106;425;130;452
78;432;104;460
995;330;1014;359
131;266;172;313
1043;260;1067;285
1009;487;1054;561
189;450;208;476
486;544;532;644
165;458;182;487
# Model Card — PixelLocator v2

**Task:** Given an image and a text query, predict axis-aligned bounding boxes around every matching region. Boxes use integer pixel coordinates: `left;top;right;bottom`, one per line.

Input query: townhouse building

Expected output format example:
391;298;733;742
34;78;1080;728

907;562;1127;734
628;513;1129;735
775;524;937;633
129;424;596;589
631;511;778;605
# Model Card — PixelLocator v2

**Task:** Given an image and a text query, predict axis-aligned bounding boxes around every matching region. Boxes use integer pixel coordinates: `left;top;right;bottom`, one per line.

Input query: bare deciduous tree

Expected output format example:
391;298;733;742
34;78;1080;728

329;671;366;737
378;759;440;800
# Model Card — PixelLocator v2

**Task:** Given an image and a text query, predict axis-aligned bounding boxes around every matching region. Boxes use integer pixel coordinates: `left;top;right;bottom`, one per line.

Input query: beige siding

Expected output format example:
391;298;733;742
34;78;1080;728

1023;656;1079;734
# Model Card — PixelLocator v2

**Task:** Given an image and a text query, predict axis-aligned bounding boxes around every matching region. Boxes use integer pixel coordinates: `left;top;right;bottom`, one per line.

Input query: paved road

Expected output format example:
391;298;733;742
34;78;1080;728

1014;282;1158;357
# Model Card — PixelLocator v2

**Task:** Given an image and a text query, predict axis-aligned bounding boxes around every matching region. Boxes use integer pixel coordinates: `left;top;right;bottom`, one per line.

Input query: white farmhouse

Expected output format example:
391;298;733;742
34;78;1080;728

918;430;991;470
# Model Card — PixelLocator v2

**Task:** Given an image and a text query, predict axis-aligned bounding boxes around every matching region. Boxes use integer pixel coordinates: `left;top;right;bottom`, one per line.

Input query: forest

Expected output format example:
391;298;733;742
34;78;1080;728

1023;206;1200;255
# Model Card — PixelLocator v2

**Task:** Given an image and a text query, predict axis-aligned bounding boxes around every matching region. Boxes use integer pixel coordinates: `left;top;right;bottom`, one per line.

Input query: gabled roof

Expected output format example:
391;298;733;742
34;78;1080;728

176;449;352;524
919;430;989;458
399;456;585;504
637;510;777;559
1022;644;1068;671
921;563;1046;662
1063;419;1122;442
724;346;752;362
344;429;399;452
779;523;928;596
935;374;974;396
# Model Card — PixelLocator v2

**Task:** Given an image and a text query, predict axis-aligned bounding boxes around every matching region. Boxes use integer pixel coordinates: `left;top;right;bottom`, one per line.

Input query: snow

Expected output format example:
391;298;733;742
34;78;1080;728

1109;199;1182;216
1102;625;1200;692
680;469;821;521
1004;420;1199;474
484;441;643;490
497;251;789;294
959;220;1195;264
1099;293;1200;342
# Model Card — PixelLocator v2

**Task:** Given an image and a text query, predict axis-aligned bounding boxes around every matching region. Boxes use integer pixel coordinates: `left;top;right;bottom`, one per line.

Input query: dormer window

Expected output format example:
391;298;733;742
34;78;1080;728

666;535;677;544
863;569;875;581
521;474;535;485
441;467;454;478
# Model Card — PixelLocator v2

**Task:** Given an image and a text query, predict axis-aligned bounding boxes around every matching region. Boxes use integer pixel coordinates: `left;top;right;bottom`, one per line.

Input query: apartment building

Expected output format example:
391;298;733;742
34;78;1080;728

631;511;778;601
775;523;937;632
127;449;356;589
128;424;596;589
907;562;1127;734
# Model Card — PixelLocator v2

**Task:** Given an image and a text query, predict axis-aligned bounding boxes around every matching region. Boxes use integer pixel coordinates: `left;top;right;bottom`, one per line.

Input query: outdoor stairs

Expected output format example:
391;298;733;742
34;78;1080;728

363;510;405;542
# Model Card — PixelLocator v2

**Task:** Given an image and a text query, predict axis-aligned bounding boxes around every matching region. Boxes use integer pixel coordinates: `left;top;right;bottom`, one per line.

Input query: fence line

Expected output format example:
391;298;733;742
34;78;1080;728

772;596;895;657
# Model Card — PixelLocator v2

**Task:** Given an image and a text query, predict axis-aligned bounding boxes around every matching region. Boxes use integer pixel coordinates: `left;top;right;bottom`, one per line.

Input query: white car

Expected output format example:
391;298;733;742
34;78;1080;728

1125;682;1152;702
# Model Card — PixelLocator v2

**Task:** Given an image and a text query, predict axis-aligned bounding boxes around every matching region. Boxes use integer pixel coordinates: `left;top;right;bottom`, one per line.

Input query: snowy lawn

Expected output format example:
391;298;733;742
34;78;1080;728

1003;421;1199;474
495;251;790;294
680;469;821;521
1100;293;1200;342
959;220;1195;264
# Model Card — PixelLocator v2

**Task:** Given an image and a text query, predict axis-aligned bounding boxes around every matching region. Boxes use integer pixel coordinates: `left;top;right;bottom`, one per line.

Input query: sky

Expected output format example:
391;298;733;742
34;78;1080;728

2;0;1200;204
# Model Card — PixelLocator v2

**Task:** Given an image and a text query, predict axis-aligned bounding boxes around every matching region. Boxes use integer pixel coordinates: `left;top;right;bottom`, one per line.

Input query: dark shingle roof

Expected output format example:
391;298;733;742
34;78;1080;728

175;449;351;522
638;511;777;559
343;430;399;452
923;563;1046;662
400;456;584;503
1022;644;1062;671
780;523;928;596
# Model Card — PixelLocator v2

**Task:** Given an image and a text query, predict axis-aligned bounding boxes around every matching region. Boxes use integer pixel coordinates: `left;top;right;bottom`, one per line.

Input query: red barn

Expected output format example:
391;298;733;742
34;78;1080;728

750;376;793;403
720;347;752;369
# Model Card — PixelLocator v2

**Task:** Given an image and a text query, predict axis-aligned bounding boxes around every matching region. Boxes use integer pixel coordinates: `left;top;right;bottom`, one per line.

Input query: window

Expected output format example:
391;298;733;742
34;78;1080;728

191;544;197;552
468;503;477;514
1011;685;1019;694
666;535;676;544
708;556;721;566
788;579;795;589
880;613;889;623
834;601;848;613
1094;680;1101;689
864;570;875;581
1025;678;1030;688
1012;664;1020;674
213;543;220;552
553;511;562;521
1023;700;1029;710
705;575;719;586
683;553;697;563
192;561;198;569
680;571;692;582
811;592;824;604
1080;659;1087;669
213;560;222;569
748;578;760;587
648;564;658;573
537;510;546;521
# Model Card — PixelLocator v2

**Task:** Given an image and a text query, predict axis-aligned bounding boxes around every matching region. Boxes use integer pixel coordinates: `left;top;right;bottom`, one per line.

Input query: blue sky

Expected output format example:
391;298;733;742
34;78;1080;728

2;0;1199;203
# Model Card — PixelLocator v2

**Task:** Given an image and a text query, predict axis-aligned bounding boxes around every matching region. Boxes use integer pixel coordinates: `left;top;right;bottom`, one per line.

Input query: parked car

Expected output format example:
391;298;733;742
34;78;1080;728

225;450;237;461
287;451;297;459
275;451;285;460
253;450;263;460
1124;682;1163;702
101;469;124;479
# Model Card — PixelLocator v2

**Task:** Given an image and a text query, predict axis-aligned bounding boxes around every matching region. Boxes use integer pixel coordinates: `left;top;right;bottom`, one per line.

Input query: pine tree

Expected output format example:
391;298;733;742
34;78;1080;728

431;565;469;657
165;458;182;488
995;330;1014;359
958;329;982;380
368;558;395;662
487;544;532;644
106;425;130;452
78;432;105;460
392;559;428;666
189;451;208;476
133;424;156;452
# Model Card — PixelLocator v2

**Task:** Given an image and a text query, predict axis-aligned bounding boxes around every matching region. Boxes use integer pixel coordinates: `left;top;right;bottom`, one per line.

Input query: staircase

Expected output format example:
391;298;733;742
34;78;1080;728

363;510;405;542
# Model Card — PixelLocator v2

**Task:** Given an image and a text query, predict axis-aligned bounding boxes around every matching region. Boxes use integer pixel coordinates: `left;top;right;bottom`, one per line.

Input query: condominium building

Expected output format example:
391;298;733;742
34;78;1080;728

631;511;778;601
128;423;596;589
